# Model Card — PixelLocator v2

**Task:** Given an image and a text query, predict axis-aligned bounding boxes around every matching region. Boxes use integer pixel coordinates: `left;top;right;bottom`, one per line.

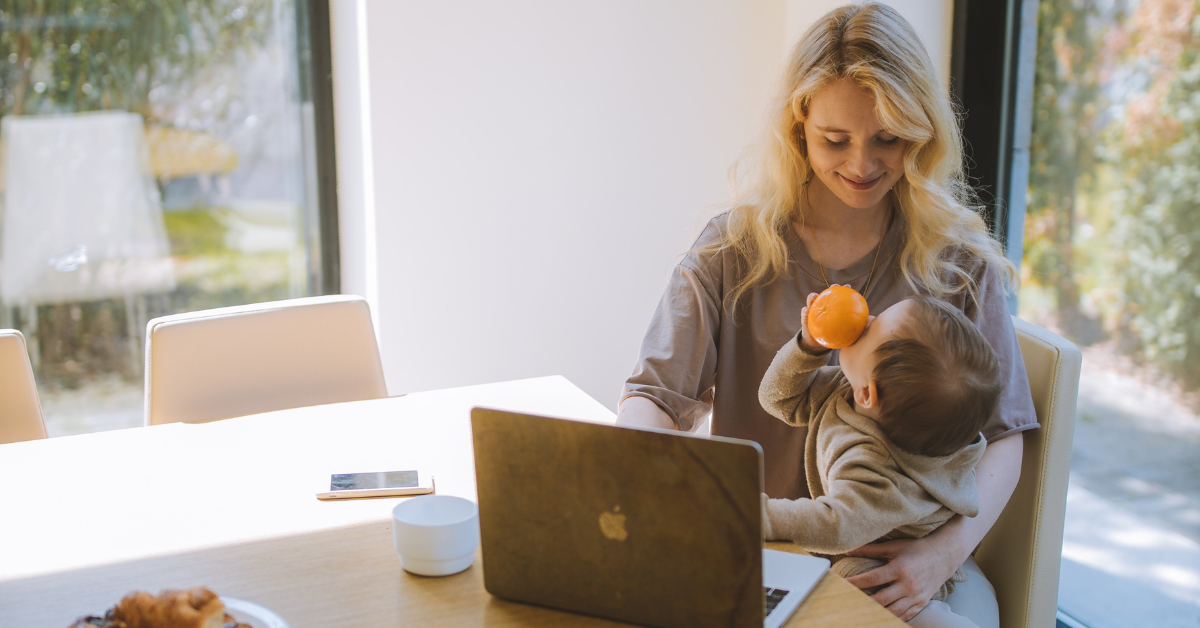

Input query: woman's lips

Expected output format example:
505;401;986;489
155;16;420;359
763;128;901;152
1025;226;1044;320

840;173;884;191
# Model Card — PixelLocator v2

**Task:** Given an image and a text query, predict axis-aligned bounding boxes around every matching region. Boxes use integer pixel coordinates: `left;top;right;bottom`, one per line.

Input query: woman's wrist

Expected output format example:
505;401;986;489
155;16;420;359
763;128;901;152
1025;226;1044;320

924;515;975;568
616;395;679;430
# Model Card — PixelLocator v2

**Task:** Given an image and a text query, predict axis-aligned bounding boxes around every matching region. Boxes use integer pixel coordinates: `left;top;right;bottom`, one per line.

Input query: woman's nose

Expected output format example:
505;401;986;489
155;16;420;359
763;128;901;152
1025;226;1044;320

845;144;878;179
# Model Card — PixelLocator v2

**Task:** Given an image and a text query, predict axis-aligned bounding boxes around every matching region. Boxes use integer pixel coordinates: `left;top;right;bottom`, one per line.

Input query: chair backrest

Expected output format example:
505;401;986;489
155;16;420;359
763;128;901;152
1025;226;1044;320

0;330;48;443
1;112;174;305
975;317;1082;628
145;295;387;425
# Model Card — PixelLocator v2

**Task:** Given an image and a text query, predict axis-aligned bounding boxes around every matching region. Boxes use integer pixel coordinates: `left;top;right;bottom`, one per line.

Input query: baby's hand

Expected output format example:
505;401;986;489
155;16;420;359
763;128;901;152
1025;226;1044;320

799;292;829;353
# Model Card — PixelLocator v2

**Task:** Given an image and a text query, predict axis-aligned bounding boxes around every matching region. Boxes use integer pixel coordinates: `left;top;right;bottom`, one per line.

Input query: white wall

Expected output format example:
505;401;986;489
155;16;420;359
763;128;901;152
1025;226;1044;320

361;1;786;406
339;1;954;409
330;0;378;333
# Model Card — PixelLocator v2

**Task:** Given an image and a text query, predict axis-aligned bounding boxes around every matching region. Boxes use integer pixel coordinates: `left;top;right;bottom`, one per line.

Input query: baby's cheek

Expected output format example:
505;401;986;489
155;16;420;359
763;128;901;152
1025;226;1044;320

840;345;858;368
839;349;859;380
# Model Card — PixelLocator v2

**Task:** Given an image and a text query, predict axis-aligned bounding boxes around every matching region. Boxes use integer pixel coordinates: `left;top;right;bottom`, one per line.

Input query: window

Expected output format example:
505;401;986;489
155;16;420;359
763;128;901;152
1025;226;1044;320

0;0;337;435
1023;0;1200;625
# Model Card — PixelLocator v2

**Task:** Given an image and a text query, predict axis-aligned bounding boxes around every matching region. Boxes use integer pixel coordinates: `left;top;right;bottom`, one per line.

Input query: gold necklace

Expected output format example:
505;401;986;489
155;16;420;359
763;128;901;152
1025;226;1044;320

802;189;889;293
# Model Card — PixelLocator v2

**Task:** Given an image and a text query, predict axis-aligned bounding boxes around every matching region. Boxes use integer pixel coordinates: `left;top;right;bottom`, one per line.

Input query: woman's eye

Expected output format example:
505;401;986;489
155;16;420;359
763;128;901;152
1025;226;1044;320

877;136;900;146
824;139;847;149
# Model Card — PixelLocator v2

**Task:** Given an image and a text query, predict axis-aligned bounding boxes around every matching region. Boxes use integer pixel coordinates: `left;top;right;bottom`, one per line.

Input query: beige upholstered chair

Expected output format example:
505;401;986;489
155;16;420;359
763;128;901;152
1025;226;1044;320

0;329;47;443
975;317;1082;628
145;295;387;425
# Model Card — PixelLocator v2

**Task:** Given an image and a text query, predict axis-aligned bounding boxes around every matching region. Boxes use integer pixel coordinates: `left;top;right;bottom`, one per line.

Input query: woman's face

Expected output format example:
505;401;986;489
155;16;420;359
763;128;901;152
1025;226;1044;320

803;79;907;210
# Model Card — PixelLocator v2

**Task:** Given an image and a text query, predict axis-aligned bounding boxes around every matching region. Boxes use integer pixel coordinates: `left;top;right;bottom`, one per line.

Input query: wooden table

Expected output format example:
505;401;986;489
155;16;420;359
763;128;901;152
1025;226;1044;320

0;376;903;627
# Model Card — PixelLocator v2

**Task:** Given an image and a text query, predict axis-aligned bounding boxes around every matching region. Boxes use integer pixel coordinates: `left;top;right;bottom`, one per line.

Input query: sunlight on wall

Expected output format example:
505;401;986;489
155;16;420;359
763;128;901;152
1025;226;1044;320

355;1;956;407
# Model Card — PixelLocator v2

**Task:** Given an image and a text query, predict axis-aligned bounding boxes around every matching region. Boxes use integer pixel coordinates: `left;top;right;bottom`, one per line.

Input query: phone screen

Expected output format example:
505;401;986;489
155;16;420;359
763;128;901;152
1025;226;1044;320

330;470;419;491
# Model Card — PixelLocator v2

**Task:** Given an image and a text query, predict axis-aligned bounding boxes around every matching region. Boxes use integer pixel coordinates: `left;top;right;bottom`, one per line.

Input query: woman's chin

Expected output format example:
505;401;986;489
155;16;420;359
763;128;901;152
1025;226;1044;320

833;190;890;211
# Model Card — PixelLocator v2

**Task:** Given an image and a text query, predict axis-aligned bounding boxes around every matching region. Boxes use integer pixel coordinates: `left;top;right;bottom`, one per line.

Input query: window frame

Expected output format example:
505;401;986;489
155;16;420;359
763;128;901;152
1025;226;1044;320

302;0;342;296
951;0;1039;286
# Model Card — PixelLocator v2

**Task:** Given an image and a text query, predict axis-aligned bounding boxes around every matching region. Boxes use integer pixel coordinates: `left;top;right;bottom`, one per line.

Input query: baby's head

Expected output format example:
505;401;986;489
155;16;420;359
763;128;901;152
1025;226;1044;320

839;296;1000;457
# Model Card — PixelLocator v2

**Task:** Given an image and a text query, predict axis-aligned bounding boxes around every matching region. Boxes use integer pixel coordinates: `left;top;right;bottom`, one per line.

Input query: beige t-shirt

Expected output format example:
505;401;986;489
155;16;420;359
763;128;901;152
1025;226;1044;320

622;212;1038;499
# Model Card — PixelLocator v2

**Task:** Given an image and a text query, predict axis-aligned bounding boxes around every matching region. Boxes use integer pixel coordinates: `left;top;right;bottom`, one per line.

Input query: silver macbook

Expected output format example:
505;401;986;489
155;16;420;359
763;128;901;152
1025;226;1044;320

470;408;829;628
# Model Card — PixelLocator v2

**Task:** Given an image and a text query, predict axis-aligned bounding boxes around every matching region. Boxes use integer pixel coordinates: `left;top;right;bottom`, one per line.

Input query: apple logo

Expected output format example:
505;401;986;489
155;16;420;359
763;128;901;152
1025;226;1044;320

599;506;627;541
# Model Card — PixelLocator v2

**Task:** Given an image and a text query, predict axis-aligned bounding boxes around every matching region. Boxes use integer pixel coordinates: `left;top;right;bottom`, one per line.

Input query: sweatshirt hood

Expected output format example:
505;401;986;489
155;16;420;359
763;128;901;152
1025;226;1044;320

836;397;986;517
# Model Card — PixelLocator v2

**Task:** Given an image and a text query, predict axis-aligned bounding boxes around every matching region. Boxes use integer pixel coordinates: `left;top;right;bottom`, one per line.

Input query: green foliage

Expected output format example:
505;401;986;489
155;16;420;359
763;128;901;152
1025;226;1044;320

0;0;270;119
1024;0;1104;337
1025;0;1200;388
1108;44;1200;385
162;206;228;256
36;300;136;387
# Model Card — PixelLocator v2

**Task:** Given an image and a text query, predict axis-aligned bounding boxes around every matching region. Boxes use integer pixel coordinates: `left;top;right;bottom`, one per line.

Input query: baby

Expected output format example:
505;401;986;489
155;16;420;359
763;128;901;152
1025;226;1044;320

758;293;1000;603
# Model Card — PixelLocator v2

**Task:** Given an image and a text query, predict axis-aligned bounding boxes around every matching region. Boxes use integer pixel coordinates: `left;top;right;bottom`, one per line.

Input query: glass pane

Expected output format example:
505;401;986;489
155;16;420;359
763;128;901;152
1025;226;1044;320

1026;1;1200;625
0;0;322;436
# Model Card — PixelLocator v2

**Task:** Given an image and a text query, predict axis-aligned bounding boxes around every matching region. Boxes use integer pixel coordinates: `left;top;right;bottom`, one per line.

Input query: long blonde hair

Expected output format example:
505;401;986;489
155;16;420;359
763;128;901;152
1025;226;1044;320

714;2;1015;309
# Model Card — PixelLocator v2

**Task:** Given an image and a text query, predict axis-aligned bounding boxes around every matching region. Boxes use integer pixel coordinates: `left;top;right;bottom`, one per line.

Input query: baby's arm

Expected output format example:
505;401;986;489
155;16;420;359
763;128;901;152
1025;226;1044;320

758;291;845;427
758;341;838;428
763;448;937;553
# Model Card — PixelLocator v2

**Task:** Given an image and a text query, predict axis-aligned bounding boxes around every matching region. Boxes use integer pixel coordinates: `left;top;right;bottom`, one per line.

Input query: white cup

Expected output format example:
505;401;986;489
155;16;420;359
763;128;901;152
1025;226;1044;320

391;495;480;576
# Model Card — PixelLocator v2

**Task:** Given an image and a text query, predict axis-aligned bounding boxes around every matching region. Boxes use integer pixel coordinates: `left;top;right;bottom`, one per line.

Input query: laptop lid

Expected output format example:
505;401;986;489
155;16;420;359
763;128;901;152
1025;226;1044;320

471;408;765;628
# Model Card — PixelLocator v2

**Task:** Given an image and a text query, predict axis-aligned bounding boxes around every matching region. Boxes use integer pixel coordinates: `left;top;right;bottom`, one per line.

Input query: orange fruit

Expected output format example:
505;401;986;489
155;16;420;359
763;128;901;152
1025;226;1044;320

807;285;869;349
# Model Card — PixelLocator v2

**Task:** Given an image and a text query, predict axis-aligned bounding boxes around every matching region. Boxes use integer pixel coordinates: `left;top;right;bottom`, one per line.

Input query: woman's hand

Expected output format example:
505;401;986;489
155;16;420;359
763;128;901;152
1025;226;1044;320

843;536;963;621
845;434;1026;621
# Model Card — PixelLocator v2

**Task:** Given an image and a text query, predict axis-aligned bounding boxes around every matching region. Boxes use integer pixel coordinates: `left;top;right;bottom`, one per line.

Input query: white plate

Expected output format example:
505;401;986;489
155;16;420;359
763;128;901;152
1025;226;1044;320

223;598;290;628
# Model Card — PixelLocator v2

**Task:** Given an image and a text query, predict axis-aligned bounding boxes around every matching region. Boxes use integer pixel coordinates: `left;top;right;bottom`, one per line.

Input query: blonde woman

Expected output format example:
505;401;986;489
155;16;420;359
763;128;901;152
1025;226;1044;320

618;4;1035;627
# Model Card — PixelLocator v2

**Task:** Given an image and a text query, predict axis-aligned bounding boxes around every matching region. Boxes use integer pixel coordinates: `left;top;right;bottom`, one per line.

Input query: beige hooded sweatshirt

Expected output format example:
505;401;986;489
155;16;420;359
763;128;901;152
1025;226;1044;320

757;333;987;596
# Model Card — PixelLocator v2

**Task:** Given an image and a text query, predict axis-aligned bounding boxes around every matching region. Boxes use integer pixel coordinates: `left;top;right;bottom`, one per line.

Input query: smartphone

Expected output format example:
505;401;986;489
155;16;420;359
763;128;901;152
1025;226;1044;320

316;470;435;500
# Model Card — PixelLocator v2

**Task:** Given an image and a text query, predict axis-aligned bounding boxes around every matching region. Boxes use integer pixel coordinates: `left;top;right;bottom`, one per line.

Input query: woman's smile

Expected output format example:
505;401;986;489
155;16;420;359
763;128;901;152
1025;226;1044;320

803;79;908;210
839;172;886;190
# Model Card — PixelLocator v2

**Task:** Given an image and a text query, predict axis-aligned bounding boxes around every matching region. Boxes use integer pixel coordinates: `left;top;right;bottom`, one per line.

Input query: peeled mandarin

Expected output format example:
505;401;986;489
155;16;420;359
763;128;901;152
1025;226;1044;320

807;285;870;349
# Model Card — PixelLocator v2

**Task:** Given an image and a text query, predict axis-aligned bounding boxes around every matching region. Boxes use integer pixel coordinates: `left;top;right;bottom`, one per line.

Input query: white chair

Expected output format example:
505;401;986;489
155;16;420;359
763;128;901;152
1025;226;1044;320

975;318;1082;628
0;112;176;368
144;295;387;425
0;330;47;443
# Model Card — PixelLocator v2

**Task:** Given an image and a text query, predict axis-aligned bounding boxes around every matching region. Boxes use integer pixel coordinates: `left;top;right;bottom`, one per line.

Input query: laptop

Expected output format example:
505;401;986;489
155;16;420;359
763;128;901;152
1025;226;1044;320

470;408;829;628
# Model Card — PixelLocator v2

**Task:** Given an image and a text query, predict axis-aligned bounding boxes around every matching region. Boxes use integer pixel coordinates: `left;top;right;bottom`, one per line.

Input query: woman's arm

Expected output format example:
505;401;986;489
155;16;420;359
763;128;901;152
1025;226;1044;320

616;395;678;430
843;432;1023;621
935;431;1023;560
621;234;726;432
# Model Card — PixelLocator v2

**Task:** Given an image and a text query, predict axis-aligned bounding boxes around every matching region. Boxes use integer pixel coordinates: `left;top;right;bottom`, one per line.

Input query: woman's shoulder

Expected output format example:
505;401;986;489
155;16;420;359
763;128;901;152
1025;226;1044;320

691;211;732;248
889;208;1007;282
679;211;734;272
932;244;1017;318
938;244;990;279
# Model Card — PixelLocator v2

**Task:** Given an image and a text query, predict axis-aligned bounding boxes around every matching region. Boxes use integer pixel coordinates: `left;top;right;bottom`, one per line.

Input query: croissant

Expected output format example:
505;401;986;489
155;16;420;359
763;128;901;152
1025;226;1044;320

69;587;249;628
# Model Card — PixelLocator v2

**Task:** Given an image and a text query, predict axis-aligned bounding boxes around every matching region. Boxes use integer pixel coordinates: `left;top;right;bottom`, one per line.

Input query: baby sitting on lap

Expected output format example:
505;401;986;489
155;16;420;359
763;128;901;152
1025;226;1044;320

759;294;999;604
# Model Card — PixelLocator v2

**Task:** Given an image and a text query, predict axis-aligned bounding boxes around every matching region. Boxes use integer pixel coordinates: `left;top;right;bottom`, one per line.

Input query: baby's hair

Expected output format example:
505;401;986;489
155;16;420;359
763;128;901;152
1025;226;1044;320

871;296;1000;457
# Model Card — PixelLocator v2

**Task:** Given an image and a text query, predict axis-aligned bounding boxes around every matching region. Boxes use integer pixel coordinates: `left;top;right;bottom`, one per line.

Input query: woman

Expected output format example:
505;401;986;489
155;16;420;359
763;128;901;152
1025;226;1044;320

617;4;1036;627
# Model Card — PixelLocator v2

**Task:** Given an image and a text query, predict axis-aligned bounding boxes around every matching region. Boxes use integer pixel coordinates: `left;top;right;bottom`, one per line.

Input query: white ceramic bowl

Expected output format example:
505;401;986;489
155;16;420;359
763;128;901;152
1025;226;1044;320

392;495;480;576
